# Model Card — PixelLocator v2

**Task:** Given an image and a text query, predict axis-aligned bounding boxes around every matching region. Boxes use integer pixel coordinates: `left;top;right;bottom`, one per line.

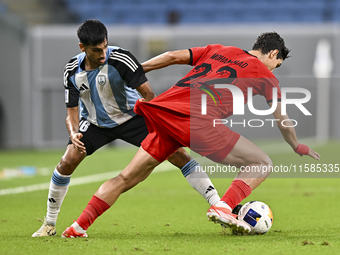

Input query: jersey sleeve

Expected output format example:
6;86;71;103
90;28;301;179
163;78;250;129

108;49;148;89
189;45;212;66
254;63;282;103
63;58;80;108
260;78;282;103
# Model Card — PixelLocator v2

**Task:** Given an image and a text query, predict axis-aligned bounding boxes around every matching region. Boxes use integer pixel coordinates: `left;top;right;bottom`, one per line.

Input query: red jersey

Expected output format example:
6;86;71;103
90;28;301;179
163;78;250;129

181;44;281;118
135;45;281;162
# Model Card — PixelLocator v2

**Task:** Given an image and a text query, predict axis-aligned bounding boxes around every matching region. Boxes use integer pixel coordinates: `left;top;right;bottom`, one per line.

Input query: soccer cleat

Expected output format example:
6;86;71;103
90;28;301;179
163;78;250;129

61;226;88;238
207;205;251;235
31;217;56;237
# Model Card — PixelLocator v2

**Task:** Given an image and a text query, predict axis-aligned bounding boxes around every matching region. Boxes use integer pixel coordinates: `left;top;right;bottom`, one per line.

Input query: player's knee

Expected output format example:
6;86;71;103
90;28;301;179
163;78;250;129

260;155;273;173
118;168;152;192
116;173;138;193
261;155;272;167
256;154;272;166
244;153;272;169
117;172;130;184
167;149;190;168
57;156;81;174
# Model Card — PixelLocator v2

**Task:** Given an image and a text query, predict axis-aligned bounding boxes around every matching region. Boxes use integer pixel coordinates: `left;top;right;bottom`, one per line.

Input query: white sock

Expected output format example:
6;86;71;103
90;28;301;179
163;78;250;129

71;221;86;234
182;160;221;205
46;168;71;226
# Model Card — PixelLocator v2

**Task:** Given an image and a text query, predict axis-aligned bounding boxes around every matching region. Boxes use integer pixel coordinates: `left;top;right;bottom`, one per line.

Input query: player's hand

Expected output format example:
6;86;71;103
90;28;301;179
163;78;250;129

308;148;320;160
70;133;86;154
294;143;320;160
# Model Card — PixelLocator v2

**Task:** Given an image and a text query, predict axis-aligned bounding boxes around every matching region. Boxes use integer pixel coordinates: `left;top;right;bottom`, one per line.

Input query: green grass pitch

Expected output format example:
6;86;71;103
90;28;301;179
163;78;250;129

0;141;340;255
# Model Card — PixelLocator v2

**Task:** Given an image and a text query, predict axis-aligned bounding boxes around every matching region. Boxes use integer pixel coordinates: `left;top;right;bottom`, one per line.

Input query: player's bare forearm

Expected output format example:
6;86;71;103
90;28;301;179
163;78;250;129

66;107;80;136
271;103;320;160
270;102;298;149
142;50;191;73
66;106;86;153
136;81;156;102
277;122;298;149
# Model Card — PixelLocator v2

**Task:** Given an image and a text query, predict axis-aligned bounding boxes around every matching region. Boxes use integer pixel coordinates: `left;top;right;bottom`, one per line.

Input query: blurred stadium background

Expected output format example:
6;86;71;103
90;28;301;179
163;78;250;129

0;0;340;150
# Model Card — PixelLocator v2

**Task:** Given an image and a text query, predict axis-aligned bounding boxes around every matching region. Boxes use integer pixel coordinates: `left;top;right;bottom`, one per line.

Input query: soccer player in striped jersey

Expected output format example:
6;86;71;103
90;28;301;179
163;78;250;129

32;19;220;237
61;32;320;237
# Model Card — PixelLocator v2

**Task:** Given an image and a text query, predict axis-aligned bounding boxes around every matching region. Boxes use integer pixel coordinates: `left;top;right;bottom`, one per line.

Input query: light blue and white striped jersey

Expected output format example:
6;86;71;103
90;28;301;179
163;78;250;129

63;46;148;128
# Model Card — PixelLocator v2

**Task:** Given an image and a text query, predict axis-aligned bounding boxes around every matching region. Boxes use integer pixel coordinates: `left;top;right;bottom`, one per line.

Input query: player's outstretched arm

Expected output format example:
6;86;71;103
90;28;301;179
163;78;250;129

270;102;320;160
142;49;191;73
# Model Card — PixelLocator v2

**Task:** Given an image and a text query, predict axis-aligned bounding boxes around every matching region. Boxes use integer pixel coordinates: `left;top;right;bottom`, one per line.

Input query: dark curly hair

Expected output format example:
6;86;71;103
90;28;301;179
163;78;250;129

252;32;290;60
77;19;108;46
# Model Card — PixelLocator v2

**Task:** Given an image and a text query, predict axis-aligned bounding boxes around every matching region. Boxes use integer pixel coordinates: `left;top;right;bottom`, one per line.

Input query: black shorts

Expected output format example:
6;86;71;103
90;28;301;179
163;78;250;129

67;115;149;156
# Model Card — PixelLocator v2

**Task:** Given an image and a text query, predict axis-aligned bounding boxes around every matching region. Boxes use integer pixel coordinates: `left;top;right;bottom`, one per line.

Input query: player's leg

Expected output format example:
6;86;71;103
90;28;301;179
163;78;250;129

31;145;85;237
118;115;220;206
219;135;272;198
62;147;160;238
167;148;221;205
95;147;160;204
47;146;86;220
62;128;185;238
32;120;114;237
207;135;272;234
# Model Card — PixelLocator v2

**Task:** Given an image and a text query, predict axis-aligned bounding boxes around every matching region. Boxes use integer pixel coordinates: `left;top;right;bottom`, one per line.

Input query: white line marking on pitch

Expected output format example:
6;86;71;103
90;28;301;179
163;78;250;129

0;162;174;196
0;140;325;196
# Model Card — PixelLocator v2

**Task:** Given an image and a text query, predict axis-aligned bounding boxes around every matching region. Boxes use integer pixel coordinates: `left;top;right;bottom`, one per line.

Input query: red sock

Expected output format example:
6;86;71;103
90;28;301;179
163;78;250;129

221;179;252;209
76;195;110;230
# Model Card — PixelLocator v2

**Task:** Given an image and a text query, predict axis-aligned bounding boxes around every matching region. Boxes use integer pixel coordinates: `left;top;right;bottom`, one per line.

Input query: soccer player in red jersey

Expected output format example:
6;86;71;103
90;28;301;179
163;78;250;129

62;32;320;237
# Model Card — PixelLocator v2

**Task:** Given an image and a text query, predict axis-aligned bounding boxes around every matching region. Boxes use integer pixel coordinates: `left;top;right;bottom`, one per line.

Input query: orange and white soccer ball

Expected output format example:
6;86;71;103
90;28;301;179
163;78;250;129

238;201;273;234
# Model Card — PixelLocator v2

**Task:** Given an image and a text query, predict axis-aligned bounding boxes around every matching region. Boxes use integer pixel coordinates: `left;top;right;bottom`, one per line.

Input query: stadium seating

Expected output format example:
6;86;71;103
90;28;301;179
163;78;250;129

61;0;337;24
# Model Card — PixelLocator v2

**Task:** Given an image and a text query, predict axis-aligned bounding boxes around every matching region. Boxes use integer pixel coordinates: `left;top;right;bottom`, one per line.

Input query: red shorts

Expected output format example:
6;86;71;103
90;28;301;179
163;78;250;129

134;87;240;162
